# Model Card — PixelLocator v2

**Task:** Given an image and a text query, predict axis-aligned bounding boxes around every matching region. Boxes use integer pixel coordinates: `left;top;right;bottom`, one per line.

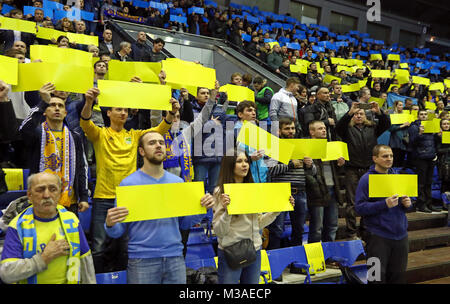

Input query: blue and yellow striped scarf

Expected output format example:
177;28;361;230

9;205;81;284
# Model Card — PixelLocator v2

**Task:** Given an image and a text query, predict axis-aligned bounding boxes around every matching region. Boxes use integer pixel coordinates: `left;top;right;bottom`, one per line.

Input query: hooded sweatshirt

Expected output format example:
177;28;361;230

355;165;412;240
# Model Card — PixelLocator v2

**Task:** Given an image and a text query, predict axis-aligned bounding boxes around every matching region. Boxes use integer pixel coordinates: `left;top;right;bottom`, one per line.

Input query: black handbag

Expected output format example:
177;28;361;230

223;238;256;270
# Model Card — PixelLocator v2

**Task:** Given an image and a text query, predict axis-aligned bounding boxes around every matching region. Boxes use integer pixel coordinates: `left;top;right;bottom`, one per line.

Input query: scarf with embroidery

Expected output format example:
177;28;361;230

163;130;193;182
13;205;81;284
39;121;76;207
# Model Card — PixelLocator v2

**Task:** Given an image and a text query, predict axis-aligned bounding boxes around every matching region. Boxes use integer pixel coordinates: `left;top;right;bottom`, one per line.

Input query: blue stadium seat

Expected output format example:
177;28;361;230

185;257;217;270
266;245;312;283
322;240;365;267
96;271;127;284
185;227;216;262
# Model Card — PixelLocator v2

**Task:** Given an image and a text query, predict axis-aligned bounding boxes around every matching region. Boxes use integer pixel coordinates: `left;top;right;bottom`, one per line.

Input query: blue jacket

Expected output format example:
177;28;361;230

407;120;436;160
355;166;412;240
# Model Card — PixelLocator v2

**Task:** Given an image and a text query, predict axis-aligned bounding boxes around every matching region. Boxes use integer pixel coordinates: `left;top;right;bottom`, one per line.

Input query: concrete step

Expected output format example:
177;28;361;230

335;212;448;239
406;247;450;284
418;276;450;284
408;227;450;252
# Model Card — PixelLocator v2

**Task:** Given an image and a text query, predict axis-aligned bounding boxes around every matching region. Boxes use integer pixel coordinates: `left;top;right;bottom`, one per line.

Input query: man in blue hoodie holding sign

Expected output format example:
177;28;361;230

355;144;413;284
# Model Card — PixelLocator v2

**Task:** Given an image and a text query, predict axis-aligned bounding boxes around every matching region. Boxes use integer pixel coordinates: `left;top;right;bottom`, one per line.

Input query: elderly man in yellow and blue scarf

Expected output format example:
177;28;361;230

0;172;95;284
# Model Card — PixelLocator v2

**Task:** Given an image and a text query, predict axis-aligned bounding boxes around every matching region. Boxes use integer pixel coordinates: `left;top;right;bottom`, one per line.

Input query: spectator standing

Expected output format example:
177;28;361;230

335;101;391;239
105;131;214;284
212;149;294;284
355;145;412;284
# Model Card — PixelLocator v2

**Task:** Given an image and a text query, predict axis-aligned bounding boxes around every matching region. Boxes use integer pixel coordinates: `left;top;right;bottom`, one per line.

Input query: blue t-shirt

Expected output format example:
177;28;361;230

105;169;195;259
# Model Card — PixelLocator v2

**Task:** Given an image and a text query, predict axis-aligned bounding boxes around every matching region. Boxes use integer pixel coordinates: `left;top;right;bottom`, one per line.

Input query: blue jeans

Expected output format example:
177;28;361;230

308;187;339;243
217;249;261;284
90;198;115;255
127;256;186;284
193;162;221;194
267;190;307;249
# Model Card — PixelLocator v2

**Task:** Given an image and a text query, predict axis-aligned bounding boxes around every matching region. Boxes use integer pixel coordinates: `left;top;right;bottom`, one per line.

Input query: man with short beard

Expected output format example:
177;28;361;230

79;87;179;273
105;131;215;284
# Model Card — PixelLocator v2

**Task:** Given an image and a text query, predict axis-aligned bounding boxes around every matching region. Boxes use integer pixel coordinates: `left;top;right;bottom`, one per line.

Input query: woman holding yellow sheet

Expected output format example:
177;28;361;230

212;149;295;284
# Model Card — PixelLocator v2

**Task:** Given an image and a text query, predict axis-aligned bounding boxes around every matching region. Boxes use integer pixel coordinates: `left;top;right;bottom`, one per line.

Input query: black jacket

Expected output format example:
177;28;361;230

336;111;390;169
303;101;338;140
0;30;35;51
18;101;89;204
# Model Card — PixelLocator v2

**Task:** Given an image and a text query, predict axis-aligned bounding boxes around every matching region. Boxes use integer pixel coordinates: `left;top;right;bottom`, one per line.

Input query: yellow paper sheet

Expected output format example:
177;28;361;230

387;54;400;61
162;59;216;91
425;101;437;110
268;41;279;49
369;97;385;108
304;242;326;274
0;16;36;34
116;182;206;222
394;69;410;84
323;74;341;84
390;113;415;125
368;174;418;197
412;76;430;86
410;110;418;120
429;82;445;92
290;64;307;74
236;121;294;165
224;183;293;215
259;250;272;284
359;79;368;88
371;69;391;78
108;60;161;83
336;65;352;73
399;63;409;69
3;168;24;191
322;141;349;161
330;57;346;65
30;45;93;67
421;118;441;133
370;53;382;61
66;32;99;46
35;27;66;41
97;80;172;111
442;132;450;144
341;82;361;93
219;84;255;102
12;62;94;94
315;62;324;74
445;79;450;88
0;55;18;85
285;139;328;159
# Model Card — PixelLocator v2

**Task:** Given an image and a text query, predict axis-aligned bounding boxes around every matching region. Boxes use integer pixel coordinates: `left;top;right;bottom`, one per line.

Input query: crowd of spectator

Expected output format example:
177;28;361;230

0;0;449;285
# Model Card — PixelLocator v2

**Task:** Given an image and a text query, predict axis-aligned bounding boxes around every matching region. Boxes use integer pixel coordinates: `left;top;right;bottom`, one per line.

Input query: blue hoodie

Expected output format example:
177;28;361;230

355;165;412;240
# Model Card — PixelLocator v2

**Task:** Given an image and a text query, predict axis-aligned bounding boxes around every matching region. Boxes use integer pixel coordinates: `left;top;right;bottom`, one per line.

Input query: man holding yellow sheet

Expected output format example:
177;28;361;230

266;117;310;250
407;109;440;213
335;101;391;240
105;131;214;284
79;87;180;273
355;145;413;283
